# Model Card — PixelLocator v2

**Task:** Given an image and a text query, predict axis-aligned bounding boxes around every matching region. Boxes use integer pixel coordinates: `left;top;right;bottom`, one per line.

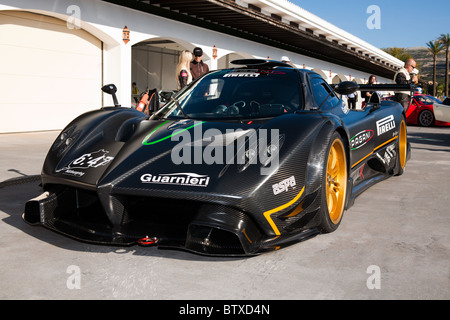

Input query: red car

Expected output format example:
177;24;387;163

407;95;450;127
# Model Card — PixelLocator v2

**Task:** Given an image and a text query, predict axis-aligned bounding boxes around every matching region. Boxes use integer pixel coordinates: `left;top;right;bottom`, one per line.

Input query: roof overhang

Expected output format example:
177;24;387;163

103;0;400;78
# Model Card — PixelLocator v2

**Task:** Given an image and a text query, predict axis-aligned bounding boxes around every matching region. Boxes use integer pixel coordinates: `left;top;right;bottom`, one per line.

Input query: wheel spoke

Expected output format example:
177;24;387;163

327;191;335;212
329;190;337;211
328;148;338;177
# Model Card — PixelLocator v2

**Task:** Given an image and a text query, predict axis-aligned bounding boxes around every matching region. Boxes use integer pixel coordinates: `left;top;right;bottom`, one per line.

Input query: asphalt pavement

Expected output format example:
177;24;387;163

0;126;449;301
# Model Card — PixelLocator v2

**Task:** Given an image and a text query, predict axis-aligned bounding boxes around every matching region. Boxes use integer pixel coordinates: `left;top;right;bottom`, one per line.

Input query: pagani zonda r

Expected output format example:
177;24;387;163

24;59;412;256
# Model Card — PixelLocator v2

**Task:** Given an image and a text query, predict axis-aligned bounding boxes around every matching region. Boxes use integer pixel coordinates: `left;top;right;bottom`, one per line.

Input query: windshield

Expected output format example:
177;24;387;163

154;68;303;120
415;95;442;105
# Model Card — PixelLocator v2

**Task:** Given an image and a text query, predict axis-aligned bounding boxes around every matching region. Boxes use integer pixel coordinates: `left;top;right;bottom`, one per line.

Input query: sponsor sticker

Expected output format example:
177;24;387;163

223;69;260;78
140;173;210;187
56;149;114;177
376;143;396;165
350;130;374;150
376;115;396;136
272;176;296;195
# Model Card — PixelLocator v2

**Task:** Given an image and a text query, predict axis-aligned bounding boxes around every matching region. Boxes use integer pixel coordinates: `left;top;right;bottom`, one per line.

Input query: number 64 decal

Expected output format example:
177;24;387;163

56;149;114;172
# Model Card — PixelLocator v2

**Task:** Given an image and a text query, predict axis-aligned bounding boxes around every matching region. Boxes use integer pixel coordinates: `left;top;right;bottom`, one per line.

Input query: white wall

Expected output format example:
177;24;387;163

0;10;103;132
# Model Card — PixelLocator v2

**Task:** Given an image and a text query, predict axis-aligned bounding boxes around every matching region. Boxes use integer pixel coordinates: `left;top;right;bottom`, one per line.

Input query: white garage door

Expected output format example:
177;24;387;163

0;11;102;133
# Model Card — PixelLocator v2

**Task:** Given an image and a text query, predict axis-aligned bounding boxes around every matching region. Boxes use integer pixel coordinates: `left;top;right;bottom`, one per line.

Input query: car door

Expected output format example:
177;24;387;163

344;104;397;186
309;76;376;169
433;103;450;122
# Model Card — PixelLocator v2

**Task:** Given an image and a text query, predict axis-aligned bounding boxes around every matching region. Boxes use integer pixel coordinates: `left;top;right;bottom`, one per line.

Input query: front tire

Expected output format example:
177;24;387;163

318;132;348;233
418;109;434;127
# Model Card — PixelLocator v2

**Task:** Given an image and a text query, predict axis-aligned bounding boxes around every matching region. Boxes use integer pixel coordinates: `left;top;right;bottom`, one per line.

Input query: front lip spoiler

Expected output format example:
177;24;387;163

23;190;319;256
154;228;319;257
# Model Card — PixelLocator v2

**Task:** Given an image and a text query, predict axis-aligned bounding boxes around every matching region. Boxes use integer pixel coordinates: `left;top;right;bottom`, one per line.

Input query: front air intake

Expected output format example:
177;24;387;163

185;204;264;256
186;225;245;255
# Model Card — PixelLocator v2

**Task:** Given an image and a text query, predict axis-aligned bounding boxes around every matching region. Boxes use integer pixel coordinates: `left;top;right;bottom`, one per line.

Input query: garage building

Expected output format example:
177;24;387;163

0;0;403;133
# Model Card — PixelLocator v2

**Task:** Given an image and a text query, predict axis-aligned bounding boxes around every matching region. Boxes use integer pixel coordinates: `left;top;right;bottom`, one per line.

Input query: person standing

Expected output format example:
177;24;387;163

281;56;295;67
346;92;357;110
393;59;418;111
190;47;209;80
132;82;139;104
176;50;193;90
361;75;377;104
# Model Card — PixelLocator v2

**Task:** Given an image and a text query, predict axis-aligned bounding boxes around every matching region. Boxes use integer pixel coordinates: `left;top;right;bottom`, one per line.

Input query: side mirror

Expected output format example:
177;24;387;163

101;84;117;95
101;84;120;107
334;81;360;95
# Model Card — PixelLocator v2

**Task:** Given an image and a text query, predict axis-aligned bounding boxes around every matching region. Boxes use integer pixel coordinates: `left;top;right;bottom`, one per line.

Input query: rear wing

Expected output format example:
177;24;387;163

332;82;414;94
332;82;415;104
358;84;414;93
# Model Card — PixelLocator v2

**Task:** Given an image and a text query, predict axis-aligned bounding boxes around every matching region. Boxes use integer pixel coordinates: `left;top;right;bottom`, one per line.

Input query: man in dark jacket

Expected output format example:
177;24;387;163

190;47;210;80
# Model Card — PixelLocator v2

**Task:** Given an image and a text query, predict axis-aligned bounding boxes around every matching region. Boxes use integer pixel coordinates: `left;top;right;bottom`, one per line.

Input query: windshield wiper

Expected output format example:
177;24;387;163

171;97;190;119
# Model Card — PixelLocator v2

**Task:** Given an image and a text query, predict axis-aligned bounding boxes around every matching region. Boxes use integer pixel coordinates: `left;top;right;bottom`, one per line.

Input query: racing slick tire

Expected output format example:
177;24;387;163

318;132;348;233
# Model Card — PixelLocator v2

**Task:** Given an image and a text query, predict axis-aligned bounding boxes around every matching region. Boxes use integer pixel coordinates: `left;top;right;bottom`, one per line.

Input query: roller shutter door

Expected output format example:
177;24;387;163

0;11;102;133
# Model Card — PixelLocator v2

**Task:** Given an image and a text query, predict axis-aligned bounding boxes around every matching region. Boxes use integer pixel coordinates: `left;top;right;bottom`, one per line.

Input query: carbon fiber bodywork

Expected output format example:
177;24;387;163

24;61;411;256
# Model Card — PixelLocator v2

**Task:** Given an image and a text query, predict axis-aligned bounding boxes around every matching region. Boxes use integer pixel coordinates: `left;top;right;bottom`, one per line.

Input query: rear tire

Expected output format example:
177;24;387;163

318;132;348;233
395;118;407;176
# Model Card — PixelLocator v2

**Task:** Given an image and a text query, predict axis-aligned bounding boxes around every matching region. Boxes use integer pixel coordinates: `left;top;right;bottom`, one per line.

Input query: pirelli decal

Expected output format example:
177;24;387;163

376;115;396;136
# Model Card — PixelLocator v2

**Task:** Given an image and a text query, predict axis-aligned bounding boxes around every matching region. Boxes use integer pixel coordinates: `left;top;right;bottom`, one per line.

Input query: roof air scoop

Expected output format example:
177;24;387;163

231;59;292;68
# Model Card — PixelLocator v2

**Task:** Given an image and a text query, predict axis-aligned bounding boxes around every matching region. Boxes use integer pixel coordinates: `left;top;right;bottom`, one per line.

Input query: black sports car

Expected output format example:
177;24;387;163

24;59;411;256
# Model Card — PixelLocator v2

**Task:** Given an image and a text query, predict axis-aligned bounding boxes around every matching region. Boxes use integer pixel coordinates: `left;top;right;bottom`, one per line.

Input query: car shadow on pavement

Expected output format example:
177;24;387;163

407;127;450;152
0;180;244;262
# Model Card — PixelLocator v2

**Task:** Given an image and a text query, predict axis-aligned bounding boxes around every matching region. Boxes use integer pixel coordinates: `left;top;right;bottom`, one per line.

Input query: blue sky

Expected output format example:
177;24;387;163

290;0;450;49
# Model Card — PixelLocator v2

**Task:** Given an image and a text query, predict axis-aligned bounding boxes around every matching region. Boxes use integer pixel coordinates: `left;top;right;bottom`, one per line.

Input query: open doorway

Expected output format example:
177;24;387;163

132;38;190;99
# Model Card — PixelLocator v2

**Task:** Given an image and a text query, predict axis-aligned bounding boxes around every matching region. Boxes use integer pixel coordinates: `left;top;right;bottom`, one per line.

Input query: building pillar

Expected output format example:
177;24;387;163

119;42;132;106
101;32;133;107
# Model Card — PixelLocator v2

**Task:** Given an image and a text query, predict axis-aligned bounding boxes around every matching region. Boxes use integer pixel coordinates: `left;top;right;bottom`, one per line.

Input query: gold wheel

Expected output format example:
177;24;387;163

399;120;407;169
326;138;347;225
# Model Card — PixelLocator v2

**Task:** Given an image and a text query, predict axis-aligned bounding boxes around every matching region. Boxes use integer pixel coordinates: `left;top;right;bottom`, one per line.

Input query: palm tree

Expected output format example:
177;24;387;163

426;40;444;96
439;33;450;97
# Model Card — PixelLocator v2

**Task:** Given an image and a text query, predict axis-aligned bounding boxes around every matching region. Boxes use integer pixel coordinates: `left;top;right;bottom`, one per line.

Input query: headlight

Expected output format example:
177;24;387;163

51;126;80;157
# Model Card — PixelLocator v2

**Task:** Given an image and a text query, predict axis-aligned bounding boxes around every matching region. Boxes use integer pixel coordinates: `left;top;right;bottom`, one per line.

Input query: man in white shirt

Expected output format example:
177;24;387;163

393;58;418;111
346;92;357;109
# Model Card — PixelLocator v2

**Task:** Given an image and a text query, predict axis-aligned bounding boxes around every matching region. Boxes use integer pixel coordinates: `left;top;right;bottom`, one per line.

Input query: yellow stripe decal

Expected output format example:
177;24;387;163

351;136;398;169
263;186;305;236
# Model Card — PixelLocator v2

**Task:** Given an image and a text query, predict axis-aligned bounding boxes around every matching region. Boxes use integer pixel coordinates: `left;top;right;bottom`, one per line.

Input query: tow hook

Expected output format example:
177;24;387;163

137;236;159;247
